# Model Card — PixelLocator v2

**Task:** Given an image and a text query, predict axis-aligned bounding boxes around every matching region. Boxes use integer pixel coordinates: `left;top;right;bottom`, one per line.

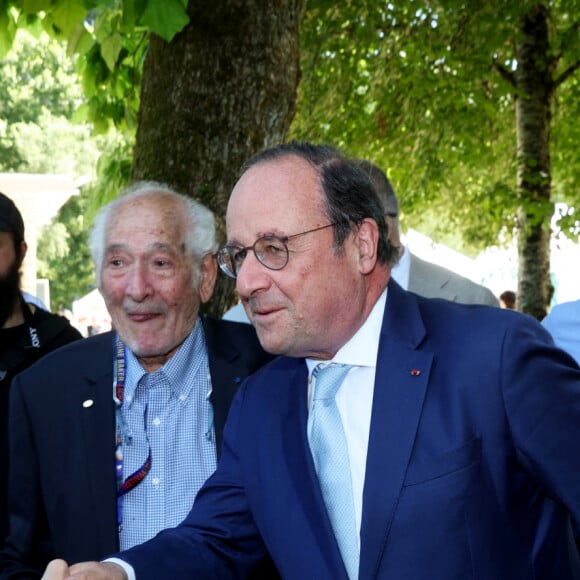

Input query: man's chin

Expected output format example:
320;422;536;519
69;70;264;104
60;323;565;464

254;330;286;356
127;336;185;367
126;341;163;359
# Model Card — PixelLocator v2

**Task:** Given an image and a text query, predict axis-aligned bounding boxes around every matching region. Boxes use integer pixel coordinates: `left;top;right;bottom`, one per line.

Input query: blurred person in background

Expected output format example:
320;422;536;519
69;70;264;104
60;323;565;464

499;290;517;309
542;299;580;366
357;160;499;306
0;192;82;544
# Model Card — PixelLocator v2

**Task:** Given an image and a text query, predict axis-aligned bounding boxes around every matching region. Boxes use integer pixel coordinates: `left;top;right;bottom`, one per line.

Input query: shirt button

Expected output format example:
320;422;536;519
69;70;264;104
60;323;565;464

152;417;161;426
152;477;160;486
179;394;187;402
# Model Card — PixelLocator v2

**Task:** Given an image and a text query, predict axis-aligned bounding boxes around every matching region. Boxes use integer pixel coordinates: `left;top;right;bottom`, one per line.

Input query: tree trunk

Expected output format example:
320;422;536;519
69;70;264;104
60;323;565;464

514;4;554;320
131;0;304;317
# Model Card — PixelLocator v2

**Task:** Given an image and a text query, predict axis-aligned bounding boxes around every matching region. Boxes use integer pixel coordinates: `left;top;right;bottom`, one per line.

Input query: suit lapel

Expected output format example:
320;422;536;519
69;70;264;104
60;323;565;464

78;332;119;554
202;318;247;459
359;281;433;579
280;362;351;579
275;283;433;579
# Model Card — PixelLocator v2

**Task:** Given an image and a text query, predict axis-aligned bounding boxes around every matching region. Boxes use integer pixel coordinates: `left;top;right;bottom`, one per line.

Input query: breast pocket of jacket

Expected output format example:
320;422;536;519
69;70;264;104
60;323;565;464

403;436;482;487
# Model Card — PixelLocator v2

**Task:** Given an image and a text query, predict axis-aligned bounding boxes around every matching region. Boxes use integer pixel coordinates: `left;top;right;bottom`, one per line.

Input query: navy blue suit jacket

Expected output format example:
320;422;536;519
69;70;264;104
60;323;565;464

0;317;274;578
119;281;580;579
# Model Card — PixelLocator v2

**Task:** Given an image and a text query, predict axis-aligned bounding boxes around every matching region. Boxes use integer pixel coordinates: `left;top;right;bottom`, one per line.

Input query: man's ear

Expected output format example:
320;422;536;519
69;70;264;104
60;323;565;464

355;218;379;275
17;240;28;267
199;253;218;304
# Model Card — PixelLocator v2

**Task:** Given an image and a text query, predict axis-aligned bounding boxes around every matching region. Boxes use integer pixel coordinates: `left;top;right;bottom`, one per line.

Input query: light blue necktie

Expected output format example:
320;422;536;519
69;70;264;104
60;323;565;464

308;363;359;580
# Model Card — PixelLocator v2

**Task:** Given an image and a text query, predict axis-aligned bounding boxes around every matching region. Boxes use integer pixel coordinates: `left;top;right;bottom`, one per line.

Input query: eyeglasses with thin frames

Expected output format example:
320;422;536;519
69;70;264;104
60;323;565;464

216;223;338;279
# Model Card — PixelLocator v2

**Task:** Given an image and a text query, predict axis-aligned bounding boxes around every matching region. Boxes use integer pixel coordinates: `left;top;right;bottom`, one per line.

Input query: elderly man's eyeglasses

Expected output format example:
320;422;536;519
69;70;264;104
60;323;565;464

216;223;337;279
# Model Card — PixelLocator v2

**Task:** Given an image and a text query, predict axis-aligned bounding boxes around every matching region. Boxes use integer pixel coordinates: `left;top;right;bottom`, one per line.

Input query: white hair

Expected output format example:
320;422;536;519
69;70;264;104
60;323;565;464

89;181;218;287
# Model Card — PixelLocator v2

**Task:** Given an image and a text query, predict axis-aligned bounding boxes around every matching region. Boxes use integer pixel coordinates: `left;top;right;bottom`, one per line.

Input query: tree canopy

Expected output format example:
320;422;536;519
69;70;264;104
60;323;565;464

296;1;579;242
2;0;579;316
37;187;95;309
2;0;304;315
292;0;580;317
1;0;189;135
0;28;125;309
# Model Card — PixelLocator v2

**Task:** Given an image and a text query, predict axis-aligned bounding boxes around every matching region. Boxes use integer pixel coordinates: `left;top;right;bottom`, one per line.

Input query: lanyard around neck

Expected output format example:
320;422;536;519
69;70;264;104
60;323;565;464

114;337;152;531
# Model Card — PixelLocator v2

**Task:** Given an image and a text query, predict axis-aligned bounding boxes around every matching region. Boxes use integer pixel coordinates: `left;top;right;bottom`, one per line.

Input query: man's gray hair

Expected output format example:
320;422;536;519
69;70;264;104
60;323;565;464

89;181;217;286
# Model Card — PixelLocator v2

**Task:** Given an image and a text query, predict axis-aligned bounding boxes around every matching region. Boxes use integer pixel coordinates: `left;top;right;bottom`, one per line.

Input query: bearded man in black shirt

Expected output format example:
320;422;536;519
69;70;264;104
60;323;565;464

0;192;82;543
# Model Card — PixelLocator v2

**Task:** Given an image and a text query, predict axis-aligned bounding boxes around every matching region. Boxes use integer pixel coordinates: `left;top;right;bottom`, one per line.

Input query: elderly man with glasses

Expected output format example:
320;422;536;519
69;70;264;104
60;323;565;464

41;142;580;580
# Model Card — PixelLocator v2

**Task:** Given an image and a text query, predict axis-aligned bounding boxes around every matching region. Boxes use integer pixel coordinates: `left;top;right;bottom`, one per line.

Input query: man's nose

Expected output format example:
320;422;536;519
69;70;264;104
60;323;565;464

125;264;152;301
235;251;272;299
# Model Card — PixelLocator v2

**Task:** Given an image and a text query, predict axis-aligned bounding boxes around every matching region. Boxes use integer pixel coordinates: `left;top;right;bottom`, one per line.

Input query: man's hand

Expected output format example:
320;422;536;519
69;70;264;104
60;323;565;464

41;559;127;580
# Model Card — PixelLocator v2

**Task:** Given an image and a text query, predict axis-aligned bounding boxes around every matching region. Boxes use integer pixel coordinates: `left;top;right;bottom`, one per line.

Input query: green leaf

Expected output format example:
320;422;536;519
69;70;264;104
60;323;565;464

100;32;123;70
15;11;43;35
124;102;137;130
51;0;87;39
122;0;137;32
72;102;91;123
21;0;52;14
0;9;17;58
67;21;93;56
93;11;110;42
138;0;189;42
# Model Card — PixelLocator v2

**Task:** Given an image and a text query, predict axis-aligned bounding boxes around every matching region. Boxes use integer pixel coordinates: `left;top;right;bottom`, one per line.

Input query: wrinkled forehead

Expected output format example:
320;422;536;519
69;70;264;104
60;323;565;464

106;195;186;247
226;156;327;241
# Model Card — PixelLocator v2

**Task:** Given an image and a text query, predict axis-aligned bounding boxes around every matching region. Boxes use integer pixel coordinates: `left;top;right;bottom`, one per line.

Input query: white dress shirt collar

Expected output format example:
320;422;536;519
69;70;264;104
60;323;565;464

390;244;410;290
306;287;387;374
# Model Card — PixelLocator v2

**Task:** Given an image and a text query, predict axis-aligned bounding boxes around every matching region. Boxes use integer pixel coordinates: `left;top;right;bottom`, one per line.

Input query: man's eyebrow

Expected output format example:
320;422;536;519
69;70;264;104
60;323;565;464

104;242;178;253
150;242;176;252
227;230;287;246
104;243;128;253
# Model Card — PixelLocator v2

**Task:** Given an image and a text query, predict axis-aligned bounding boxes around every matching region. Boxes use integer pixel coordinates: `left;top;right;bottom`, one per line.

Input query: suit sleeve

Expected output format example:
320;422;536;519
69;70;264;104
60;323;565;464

0;373;54;578
501;316;580;538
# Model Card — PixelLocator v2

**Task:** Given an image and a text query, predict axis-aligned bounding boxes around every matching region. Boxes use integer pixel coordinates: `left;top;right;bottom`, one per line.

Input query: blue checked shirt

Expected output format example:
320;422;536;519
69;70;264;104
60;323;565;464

117;319;217;550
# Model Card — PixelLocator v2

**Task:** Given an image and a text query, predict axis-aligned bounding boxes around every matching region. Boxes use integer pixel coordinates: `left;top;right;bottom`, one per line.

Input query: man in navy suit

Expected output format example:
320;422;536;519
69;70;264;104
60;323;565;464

41;144;580;580
0;183;275;578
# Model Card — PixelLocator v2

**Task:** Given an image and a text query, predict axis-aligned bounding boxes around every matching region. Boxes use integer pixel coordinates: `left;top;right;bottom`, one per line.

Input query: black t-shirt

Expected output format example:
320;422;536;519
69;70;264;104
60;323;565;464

0;305;83;543
0;324;42;383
